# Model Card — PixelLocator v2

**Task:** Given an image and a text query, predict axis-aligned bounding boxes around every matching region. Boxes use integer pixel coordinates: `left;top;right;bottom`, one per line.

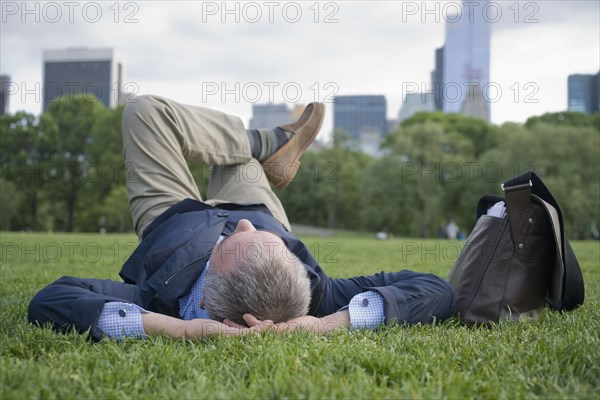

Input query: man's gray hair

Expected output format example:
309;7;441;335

203;242;311;325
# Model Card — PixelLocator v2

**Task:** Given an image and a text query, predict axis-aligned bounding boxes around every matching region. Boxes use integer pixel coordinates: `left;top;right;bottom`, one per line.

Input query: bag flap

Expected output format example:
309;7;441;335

558;238;585;310
532;195;564;303
505;172;584;310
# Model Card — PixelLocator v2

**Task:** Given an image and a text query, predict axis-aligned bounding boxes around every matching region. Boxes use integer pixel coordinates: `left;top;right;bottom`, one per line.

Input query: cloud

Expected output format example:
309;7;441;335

1;0;598;129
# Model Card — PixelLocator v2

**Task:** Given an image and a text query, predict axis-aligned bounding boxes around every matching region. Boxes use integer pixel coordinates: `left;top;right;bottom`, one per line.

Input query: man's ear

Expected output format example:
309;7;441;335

200;297;205;309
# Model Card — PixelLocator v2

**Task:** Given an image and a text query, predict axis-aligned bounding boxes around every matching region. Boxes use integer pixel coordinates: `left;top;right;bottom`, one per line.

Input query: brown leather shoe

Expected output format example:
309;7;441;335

262;102;325;190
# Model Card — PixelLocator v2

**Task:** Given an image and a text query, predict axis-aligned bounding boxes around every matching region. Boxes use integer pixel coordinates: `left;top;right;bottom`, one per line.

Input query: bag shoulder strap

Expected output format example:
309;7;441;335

502;177;532;247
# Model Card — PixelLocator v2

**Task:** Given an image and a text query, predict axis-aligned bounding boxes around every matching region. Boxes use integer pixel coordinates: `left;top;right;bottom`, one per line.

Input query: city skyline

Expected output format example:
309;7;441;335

1;1;599;139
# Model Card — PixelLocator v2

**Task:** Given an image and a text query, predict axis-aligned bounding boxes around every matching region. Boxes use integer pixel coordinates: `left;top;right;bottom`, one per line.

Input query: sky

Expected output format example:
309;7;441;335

1;0;599;140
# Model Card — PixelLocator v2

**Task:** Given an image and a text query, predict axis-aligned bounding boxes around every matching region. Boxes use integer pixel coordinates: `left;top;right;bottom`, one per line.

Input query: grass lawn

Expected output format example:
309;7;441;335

1;232;598;399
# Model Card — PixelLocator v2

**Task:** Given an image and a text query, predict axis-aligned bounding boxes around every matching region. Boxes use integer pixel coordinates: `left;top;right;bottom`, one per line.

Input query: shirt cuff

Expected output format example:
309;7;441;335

348;291;385;329
97;302;148;341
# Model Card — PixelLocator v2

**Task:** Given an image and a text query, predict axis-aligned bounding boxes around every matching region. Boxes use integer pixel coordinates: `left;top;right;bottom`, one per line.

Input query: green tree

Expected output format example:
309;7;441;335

525;111;600;132
376;120;477;236
360;155;416;235
101;185;133;233
77;105;127;231
400;112;499;157
278;132;373;230
39;94;104;231
0;111;53;229
479;122;600;238
0;178;24;230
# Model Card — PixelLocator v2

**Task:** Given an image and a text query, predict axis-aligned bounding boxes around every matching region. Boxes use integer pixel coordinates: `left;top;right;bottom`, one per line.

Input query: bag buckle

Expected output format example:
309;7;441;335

501;180;532;192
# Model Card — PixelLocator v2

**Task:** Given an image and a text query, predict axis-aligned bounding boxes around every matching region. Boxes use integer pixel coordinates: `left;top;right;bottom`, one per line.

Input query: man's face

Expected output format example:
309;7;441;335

209;219;289;272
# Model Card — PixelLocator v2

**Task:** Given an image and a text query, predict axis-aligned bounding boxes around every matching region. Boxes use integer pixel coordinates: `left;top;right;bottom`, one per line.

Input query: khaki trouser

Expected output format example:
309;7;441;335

121;95;291;238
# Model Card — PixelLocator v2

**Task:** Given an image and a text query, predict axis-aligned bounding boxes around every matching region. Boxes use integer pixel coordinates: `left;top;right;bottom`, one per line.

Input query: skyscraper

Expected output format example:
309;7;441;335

568;72;600;113
432;0;491;122
398;92;436;123
333;95;387;156
333;95;387;140
43;48;123;111
248;103;294;129
0;75;10;115
432;47;444;111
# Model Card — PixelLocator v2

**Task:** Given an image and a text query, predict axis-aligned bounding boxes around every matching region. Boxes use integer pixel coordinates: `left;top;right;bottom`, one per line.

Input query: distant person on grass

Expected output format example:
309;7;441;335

29;95;455;341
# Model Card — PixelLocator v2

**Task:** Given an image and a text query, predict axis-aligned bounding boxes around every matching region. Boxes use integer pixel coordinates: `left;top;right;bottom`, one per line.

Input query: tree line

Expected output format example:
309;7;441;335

1;94;599;238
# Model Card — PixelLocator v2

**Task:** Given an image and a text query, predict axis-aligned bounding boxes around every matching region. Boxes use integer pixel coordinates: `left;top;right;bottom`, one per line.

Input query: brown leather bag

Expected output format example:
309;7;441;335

448;171;585;323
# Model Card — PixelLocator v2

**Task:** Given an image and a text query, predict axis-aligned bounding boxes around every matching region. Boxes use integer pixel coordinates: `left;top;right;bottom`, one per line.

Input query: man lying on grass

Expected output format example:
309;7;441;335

29;95;455;340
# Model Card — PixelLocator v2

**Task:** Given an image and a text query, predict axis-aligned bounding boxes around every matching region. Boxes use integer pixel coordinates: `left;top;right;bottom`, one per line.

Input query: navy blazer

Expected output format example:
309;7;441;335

29;199;455;340
119;199;328;318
